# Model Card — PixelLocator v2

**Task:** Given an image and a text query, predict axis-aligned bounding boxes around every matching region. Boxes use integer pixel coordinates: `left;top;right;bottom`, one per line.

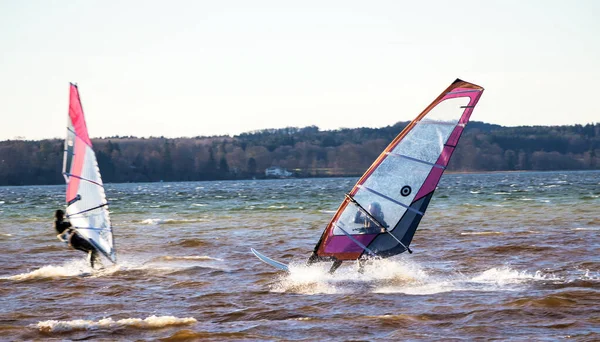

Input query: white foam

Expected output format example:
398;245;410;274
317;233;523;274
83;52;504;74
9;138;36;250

470;267;559;285
160;255;223;261
273;258;427;295
273;259;561;296
572;227;600;231
581;269;599;280
319;210;336;214
4;259;92;280
141;218;162;225
141;218;206;225
460;231;503;236
34;315;196;332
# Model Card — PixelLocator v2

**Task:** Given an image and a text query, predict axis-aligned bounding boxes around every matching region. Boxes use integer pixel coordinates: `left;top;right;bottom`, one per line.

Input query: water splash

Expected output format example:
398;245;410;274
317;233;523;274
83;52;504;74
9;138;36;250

272;259;562;296
3;259;93;280
272;258;427;295
34;315;197;332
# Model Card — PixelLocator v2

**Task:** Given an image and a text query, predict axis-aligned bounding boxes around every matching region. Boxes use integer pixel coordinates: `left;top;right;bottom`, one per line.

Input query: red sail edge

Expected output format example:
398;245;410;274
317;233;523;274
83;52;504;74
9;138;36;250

313;79;484;261
65;83;93;203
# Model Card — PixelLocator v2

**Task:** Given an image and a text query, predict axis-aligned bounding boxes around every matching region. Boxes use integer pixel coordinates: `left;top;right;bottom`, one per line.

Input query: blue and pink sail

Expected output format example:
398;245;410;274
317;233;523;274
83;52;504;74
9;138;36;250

311;79;484;261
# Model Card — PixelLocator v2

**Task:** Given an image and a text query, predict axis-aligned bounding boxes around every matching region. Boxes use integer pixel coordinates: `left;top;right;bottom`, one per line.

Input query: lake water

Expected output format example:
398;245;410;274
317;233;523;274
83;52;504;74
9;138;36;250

0;171;599;341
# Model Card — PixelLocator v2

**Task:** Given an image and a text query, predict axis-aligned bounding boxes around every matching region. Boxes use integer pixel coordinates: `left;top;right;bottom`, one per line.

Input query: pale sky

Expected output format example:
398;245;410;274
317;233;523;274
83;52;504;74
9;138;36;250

1;0;599;141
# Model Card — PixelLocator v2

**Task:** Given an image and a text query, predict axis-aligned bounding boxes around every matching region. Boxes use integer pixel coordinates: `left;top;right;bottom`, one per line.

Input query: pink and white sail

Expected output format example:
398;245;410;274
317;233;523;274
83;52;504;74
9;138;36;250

312;79;484;261
63;83;116;263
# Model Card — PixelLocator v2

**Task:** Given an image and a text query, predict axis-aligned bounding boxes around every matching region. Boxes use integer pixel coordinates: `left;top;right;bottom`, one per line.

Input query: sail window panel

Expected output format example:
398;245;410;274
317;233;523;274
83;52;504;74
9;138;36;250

332;205;364;236
362;154;431;208
421;96;470;124
63;130;76;177
392;123;455;164
332;188;407;236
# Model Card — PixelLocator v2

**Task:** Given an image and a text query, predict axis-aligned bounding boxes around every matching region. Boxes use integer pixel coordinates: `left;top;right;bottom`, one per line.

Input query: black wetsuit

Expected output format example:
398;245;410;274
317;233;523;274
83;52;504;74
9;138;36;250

354;211;388;234
54;219;100;268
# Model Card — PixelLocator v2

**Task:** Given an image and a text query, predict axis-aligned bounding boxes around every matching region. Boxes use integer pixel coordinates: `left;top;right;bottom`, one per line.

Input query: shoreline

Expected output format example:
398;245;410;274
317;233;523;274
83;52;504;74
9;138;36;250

1;169;598;188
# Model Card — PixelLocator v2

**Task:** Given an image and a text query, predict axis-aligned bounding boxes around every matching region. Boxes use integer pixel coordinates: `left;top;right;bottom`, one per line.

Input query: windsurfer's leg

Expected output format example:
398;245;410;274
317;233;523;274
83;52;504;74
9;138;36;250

306;252;320;266
88;249;102;269
357;259;366;274
329;259;342;274
87;250;95;269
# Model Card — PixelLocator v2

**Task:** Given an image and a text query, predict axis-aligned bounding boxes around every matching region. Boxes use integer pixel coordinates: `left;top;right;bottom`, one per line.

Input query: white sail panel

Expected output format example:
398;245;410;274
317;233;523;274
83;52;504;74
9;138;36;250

66;143;113;259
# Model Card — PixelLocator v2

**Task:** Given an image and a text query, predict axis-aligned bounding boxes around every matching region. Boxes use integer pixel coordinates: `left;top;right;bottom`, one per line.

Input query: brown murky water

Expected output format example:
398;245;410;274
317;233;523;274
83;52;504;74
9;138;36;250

1;171;599;341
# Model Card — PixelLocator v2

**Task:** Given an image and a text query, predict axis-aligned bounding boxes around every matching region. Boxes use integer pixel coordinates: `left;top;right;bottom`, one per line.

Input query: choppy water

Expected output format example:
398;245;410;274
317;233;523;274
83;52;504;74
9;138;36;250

0;171;599;341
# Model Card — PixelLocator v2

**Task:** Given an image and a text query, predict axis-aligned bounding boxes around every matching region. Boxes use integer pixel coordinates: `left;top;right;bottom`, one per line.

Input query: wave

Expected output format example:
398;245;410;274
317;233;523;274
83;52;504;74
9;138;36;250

2;260;123;281
470;267;559;284
478;244;551;254
319;210;336;214
572;227;600;231
271;258;561;296
154;255;223;262
3;260;93;280
268;205;287;209
272;258;427;295
376;266;559;295
34;315;196;333
460;231;503;236
173;239;209;248
140;218;207;225
506;295;578;308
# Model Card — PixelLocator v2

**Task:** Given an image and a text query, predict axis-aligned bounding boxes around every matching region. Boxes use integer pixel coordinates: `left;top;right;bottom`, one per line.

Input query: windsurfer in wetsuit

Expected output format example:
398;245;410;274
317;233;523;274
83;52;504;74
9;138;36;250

308;202;389;274
325;202;388;274
354;202;388;234
54;209;101;269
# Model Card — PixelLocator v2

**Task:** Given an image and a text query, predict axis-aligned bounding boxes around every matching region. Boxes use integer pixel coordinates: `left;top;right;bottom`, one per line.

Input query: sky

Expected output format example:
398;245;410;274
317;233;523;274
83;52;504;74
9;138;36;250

1;0;599;141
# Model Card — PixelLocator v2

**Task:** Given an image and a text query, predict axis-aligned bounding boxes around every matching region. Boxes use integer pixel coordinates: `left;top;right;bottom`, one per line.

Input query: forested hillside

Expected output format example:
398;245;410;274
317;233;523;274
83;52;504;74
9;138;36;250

0;122;598;185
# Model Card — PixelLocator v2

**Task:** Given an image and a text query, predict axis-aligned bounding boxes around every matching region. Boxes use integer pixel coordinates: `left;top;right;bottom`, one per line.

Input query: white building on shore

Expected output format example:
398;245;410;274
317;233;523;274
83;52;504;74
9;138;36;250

265;166;293;178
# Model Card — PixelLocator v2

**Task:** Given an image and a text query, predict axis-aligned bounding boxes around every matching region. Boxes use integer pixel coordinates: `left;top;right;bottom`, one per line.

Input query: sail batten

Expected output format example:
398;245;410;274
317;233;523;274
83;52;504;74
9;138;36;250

446;89;482;95
358;185;424;215
312;79;484;261
63;83;116;264
386;152;447;169
63;173;104;186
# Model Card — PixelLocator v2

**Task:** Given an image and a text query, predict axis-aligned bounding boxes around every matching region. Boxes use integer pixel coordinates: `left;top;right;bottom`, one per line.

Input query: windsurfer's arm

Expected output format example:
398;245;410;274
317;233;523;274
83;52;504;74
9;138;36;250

353;211;364;223
57;232;69;242
54;220;72;234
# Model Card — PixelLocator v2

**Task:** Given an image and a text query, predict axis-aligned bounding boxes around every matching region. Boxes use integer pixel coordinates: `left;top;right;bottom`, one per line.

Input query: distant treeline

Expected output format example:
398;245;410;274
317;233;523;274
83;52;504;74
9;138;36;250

0;122;598;186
